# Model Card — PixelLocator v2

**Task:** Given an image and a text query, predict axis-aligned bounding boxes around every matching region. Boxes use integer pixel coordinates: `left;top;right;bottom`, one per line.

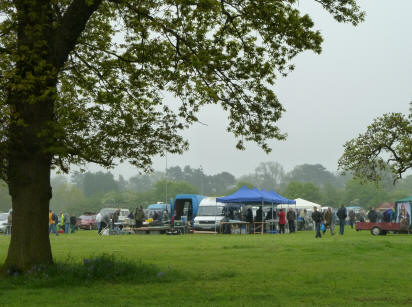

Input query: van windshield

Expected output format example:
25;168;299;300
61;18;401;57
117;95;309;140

198;206;225;216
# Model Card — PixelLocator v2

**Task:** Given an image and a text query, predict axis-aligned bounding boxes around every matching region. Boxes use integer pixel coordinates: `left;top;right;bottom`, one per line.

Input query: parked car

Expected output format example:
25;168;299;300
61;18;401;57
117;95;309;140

77;215;97;230
0;212;9;233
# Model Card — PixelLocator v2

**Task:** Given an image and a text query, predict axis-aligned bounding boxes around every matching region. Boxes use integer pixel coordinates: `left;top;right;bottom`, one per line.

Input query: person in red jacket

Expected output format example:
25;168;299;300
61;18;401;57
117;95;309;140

278;209;286;234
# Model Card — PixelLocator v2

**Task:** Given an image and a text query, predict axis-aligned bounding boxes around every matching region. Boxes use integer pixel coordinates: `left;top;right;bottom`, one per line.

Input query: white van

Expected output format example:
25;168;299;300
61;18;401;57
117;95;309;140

193;197;225;231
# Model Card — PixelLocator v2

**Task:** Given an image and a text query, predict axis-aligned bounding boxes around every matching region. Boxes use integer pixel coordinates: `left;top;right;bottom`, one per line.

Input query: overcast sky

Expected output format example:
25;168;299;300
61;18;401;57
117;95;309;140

86;0;412;179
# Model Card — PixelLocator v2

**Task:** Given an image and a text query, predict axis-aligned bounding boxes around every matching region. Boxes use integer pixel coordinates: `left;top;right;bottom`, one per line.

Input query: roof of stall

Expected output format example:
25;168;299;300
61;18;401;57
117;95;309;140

216;186;295;204
395;196;412;203
266;189;296;205
216;186;267;203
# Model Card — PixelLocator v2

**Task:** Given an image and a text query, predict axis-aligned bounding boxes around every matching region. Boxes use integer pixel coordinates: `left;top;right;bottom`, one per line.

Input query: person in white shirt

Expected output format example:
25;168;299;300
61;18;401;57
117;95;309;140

96;212;102;234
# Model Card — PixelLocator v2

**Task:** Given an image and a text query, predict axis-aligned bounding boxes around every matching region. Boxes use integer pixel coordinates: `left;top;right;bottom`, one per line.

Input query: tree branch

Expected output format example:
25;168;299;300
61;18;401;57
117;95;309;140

48;0;103;71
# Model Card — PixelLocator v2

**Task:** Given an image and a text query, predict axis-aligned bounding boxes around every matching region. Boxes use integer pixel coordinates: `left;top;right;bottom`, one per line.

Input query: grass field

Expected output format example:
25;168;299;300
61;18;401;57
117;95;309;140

1;228;412;306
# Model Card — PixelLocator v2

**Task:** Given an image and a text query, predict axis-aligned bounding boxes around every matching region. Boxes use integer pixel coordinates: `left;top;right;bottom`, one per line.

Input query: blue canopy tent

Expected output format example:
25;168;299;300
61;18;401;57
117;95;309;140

216;186;295;233
216;186;271;203
267;189;296;205
216;186;271;233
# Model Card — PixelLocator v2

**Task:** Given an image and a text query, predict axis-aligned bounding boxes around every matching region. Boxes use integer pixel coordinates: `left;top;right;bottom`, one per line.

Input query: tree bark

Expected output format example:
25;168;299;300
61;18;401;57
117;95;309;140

2;66;55;273
3;155;53;272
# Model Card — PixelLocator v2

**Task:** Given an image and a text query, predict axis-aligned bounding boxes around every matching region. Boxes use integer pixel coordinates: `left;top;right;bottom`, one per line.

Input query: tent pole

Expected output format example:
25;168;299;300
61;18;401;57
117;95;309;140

261;200;264;234
272;202;274;232
214;200;218;234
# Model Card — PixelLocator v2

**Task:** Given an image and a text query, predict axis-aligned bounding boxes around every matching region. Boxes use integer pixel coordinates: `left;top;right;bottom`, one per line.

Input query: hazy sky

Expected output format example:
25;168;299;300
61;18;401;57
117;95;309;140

87;0;412;179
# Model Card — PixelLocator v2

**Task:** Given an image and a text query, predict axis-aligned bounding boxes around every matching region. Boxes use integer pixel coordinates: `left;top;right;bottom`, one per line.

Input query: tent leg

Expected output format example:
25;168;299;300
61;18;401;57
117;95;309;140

262;200;264;235
214;202;217;234
272;203;274;233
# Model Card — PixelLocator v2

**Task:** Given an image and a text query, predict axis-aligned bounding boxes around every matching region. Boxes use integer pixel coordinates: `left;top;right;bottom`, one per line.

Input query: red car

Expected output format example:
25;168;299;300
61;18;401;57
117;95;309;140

77;215;97;230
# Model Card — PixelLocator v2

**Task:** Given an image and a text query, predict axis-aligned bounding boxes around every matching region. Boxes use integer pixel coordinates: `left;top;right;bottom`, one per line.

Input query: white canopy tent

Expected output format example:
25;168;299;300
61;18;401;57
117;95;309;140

277;198;322;210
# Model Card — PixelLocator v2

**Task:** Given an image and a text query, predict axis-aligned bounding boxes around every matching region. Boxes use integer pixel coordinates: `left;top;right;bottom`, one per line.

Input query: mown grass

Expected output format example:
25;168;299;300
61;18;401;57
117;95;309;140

1;228;412;306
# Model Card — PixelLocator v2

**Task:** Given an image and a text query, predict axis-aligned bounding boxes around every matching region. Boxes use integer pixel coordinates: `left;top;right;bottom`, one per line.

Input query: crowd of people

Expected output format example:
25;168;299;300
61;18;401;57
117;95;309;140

310;205;402;238
48;210;77;235
44;204;405;237
232;205;401;238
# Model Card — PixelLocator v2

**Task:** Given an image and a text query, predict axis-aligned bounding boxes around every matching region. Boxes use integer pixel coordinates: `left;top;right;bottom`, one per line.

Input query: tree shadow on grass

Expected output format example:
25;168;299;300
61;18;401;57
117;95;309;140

0;254;183;289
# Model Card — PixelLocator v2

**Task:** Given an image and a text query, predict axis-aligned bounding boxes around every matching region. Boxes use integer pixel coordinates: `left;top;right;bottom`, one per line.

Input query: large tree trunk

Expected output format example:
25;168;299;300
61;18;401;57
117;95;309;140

2;73;55;273
4;156;53;272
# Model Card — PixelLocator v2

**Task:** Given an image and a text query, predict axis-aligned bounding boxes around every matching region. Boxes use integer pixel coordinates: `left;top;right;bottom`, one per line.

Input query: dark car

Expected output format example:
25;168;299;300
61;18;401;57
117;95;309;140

77;215;97;230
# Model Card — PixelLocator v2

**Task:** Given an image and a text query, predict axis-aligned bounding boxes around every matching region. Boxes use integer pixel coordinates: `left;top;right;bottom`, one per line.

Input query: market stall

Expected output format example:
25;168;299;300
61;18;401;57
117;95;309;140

216;186;295;234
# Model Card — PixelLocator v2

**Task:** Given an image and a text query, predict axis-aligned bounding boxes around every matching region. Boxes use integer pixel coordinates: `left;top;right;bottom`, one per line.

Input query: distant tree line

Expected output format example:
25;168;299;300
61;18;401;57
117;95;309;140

0;162;411;214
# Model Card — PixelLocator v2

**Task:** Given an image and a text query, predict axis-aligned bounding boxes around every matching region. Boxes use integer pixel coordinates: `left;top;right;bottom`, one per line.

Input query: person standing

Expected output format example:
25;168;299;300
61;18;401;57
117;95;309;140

49;210;53;233
337;205;347;235
135;206;145;228
348;209;356;229
297;210;303;231
245;207;254;234
300;209;308;230
367;207;378;222
96;212;102;234
50;210;58;236
59;212;65;232
70;214;77;233
286;208;296;233
254;206;263;233
311;207;322;238
112;209;120;229
277;209;286;234
359;209;365;222
64;212;70;233
324;207;334;235
266;208;274;220
387;208;394;222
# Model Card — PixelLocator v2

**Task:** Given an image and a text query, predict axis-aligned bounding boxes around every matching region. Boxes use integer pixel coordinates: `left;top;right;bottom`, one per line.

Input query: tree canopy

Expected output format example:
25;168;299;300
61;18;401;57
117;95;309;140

338;104;412;182
283;181;321;203
0;0;364;178
286;163;337;187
